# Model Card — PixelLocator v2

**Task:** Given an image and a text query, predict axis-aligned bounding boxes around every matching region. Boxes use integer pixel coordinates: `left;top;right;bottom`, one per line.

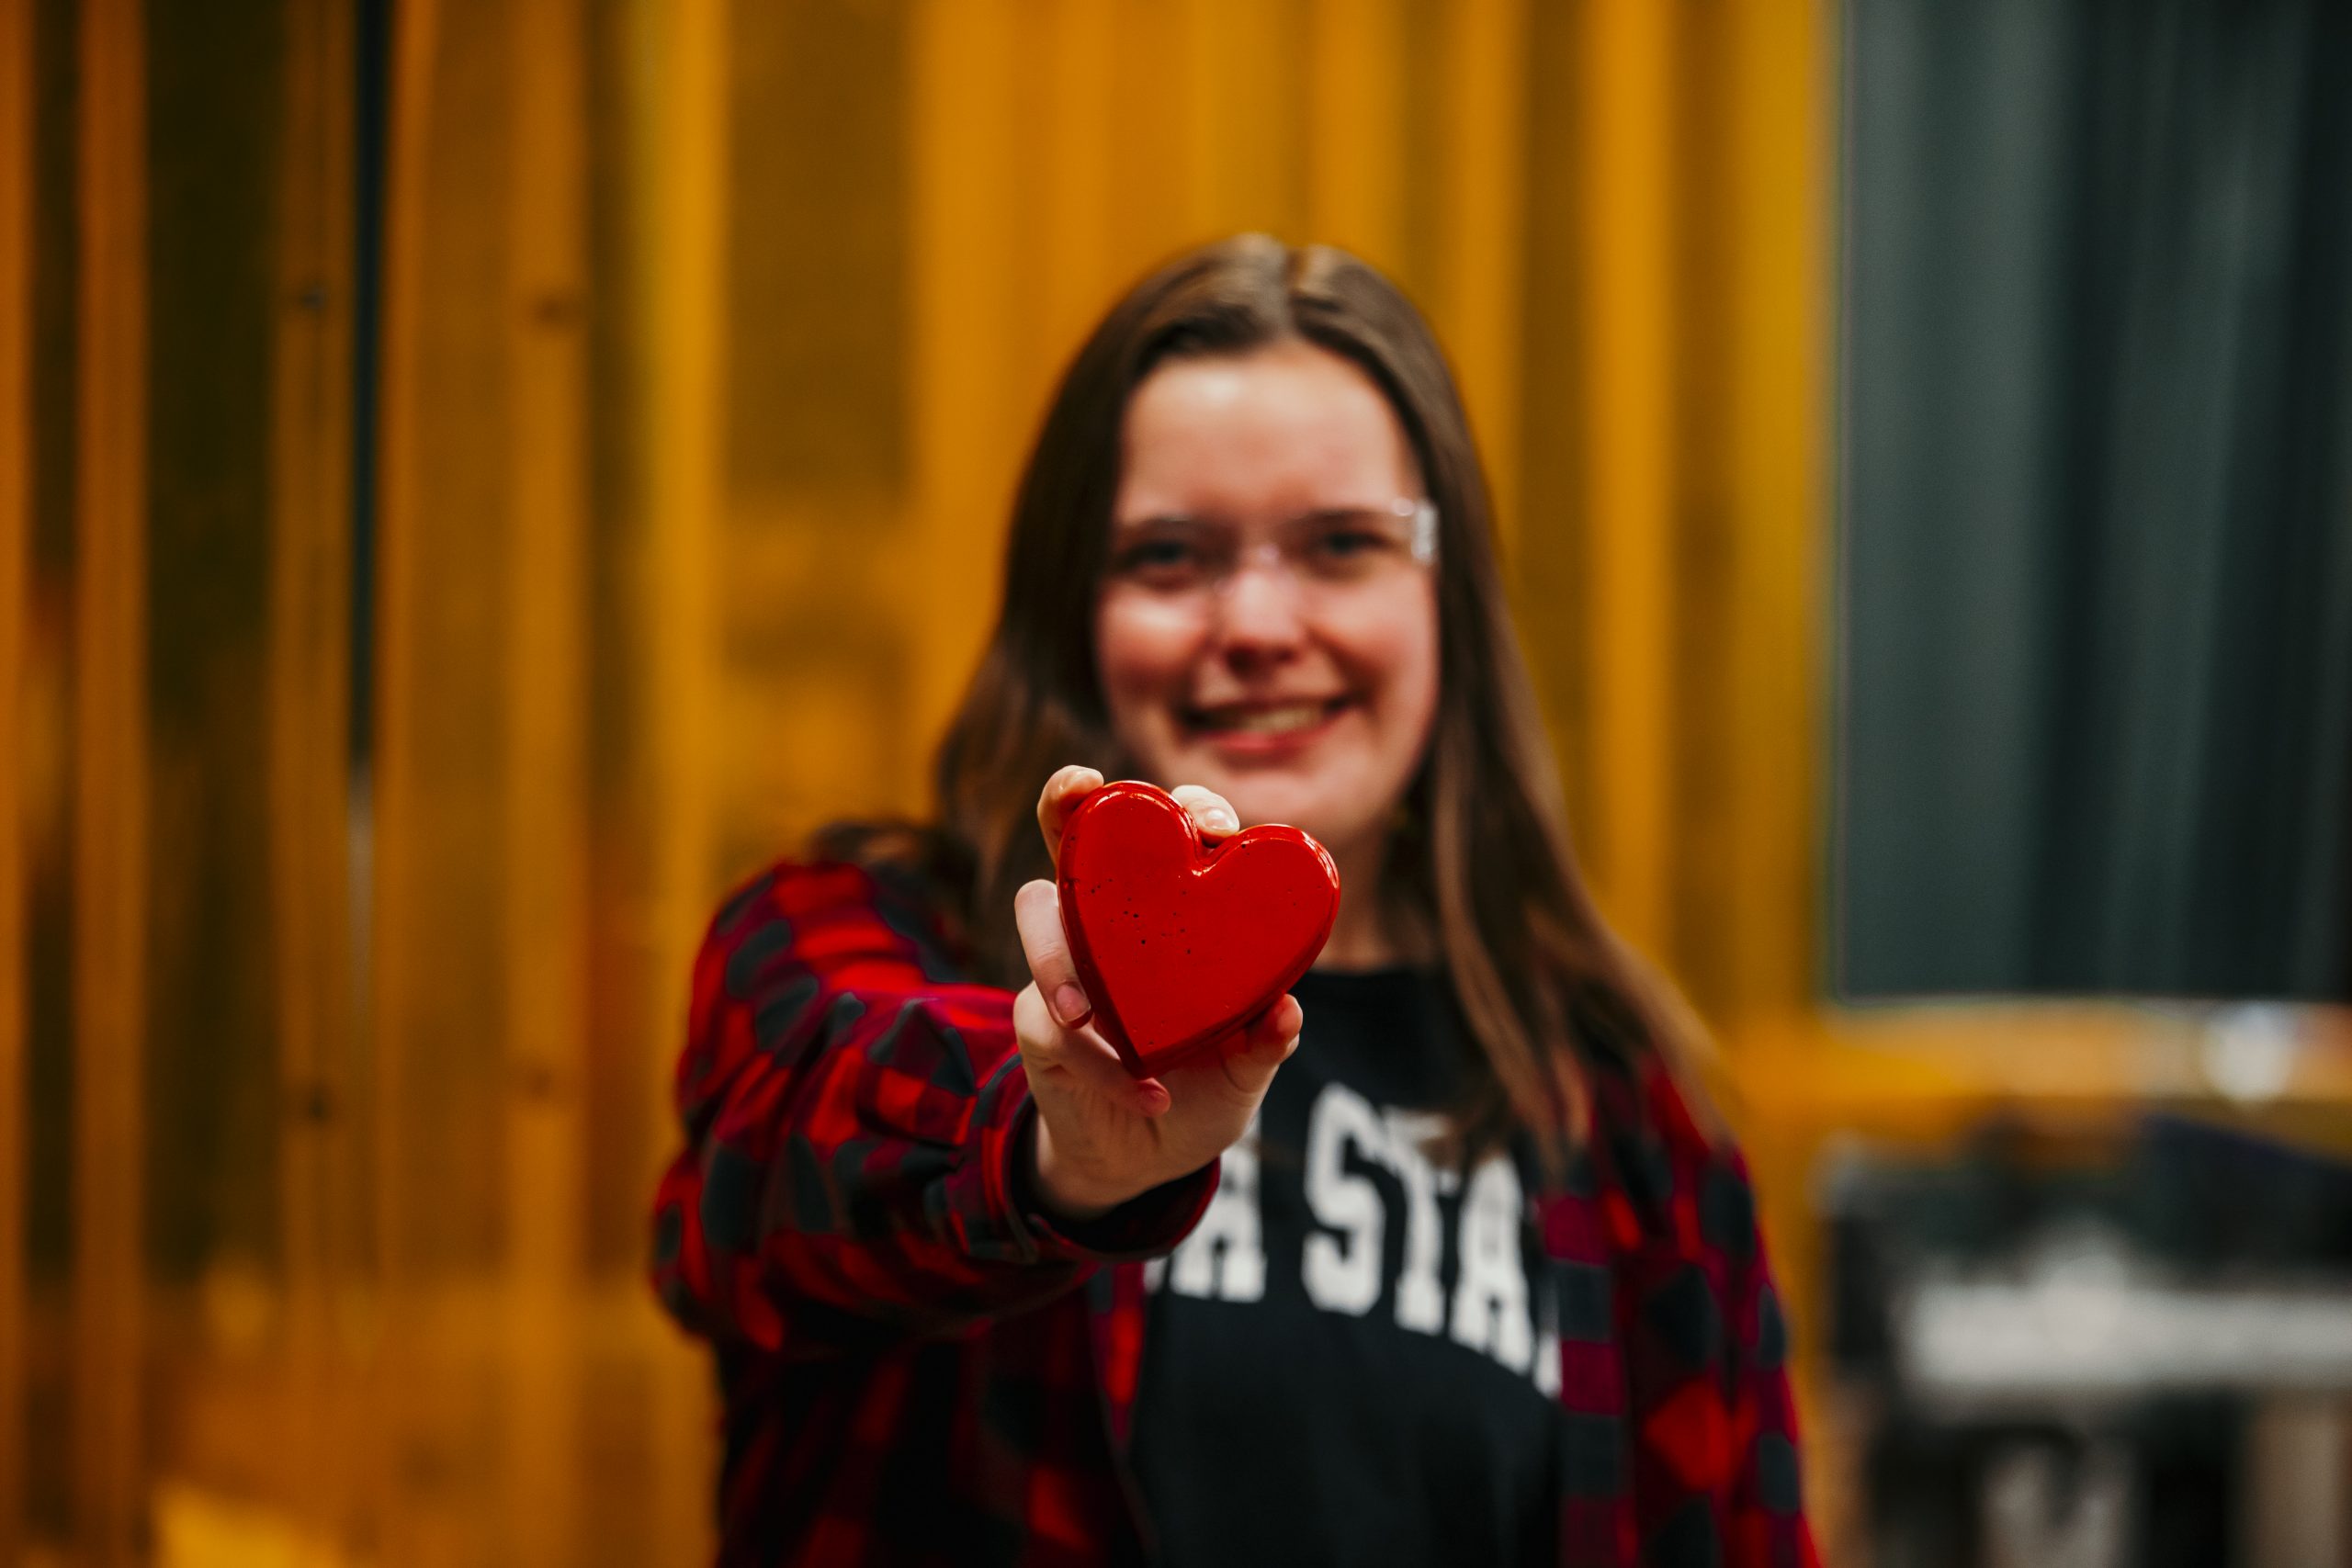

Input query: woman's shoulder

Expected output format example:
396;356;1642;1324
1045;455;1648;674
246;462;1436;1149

699;841;975;987
1582;1051;1760;1252
702;858;866;947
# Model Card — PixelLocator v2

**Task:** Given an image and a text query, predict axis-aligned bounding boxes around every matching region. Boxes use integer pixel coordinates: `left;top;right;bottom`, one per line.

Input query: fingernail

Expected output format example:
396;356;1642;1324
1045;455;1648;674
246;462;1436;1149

1206;808;1238;833
1052;983;1091;1026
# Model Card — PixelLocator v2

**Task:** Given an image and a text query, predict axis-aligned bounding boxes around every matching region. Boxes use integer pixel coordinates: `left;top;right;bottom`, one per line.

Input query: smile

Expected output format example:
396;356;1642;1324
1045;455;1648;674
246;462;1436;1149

1184;696;1353;739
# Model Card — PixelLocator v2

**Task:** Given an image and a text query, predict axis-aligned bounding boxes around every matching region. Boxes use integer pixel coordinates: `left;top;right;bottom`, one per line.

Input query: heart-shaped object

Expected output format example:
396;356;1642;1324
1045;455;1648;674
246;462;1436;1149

1057;780;1340;1078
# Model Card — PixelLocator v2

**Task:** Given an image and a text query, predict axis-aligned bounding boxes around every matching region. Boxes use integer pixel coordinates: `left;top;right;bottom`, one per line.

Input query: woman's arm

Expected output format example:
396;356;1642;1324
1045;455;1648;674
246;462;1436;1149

1710;1145;1816;1568
648;859;1218;1351
1618;1064;1821;1568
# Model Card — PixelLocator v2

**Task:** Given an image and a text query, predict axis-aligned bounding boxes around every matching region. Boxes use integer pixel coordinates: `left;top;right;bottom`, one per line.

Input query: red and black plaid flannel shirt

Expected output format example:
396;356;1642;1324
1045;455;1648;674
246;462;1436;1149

650;860;1820;1567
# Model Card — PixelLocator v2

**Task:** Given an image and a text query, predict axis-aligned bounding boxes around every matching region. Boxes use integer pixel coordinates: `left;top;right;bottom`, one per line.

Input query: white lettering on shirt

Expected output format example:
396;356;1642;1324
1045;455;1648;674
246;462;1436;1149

1302;1083;1385;1315
1161;1112;1266;1302
1382;1109;1453;1335
1532;1282;1563;1396
1451;1154;1534;1371
1150;1075;1561;1393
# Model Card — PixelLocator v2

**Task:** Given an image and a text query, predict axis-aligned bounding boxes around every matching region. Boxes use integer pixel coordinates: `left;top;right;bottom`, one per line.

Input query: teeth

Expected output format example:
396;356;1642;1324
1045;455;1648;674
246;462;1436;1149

1210;703;1328;735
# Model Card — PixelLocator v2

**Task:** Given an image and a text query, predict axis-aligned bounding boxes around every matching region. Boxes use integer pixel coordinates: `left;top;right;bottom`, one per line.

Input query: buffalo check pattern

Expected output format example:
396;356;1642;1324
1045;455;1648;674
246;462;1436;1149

651;861;1820;1567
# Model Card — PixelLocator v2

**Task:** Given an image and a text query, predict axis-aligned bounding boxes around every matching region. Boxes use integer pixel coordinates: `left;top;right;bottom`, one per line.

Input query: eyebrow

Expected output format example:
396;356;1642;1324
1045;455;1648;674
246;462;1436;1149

1111;502;1403;530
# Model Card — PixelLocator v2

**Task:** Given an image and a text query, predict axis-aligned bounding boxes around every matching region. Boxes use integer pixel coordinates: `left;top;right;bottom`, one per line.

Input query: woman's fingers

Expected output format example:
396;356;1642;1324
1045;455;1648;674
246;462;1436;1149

1013;879;1090;1029
1216;993;1304;1099
1014;878;1166;1115
1012;981;1167;1117
1169;784;1239;840
1035;765;1105;872
1037;771;1236;868
1240;993;1304;1049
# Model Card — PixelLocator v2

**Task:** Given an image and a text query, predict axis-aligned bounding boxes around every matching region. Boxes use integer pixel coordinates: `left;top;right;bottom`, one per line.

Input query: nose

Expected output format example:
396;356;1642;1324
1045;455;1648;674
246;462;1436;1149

1211;554;1309;669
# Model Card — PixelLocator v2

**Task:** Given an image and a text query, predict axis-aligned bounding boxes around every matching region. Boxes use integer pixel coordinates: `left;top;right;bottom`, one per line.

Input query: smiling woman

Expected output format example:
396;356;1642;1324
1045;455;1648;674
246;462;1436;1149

1095;338;1442;955
649;236;1818;1568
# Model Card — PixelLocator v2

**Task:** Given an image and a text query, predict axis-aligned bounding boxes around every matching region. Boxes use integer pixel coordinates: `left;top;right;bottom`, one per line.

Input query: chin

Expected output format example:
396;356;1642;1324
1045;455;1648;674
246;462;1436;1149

1226;779;1385;853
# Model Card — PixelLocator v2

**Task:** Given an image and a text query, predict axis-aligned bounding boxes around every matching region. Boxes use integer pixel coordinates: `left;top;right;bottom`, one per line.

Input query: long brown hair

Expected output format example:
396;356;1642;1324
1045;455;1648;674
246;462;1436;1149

832;234;1707;1164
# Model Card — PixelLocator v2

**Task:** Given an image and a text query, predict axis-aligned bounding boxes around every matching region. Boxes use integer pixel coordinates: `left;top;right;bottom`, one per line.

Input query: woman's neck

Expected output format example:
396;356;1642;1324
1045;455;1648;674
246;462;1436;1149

1313;835;1422;971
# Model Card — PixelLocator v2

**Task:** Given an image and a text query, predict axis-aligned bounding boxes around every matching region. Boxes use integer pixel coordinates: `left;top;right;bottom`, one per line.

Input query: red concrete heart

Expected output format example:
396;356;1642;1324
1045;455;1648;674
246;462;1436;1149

1056;780;1340;1078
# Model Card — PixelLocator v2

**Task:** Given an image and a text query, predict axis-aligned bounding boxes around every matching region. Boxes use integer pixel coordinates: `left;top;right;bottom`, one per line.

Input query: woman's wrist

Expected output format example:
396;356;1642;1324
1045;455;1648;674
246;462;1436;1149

1027;1114;1133;1224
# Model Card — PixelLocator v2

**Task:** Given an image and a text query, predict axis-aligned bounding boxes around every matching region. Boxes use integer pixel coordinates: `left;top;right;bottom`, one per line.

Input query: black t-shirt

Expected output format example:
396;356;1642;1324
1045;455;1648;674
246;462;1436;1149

1130;966;1568;1568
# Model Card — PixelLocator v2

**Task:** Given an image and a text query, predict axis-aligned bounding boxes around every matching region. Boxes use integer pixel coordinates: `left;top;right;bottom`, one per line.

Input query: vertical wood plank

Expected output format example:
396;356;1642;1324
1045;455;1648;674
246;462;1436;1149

72;0;148;1561
1716;0;1835;1529
268;0;357;1554
1101;0;1196;276
1175;0;1222;236
0;0;30;1556
1042;0;1115;362
639;0;725;1553
1660;4;1735;1015
642;0;722;1038
908;0;1022;750
1171;0;1305;239
503;0;588;1559
1721;0;1827;1018
1191;0;1305;238
1306;0;1407;268
1435;0;1529;556
1509;0;1595;832
1577;0;1679;955
368;0;439;1554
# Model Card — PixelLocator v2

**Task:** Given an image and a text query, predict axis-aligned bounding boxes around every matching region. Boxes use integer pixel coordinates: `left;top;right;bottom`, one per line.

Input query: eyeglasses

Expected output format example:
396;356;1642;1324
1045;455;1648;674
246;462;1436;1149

1101;497;1439;605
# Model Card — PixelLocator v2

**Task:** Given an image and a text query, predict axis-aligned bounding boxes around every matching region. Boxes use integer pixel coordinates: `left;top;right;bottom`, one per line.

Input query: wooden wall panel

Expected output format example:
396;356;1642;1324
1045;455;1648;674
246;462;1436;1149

71;0;148;1560
0;0;30;1558
1719;0;1829;1021
906;0;1027;758
1434;0;1530;558
266;0;360;1554
375;0;517;1556
498;0;589;1562
1575;0;1679;962
1306;0;1408;268
624;0;726;1557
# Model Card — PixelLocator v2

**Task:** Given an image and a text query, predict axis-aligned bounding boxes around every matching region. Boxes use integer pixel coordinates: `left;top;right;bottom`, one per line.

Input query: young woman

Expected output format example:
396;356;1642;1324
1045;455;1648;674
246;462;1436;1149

651;236;1815;1568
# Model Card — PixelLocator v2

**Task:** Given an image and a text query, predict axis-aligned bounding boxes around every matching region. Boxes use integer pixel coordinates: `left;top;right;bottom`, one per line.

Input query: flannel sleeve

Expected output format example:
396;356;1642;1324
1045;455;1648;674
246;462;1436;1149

648;861;1220;1350
1713;1146;1819;1568
1625;1066;1821;1568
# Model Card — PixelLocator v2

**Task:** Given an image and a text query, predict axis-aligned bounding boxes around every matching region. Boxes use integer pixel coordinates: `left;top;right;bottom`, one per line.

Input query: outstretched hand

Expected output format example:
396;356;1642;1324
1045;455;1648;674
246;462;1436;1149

1012;765;1303;1221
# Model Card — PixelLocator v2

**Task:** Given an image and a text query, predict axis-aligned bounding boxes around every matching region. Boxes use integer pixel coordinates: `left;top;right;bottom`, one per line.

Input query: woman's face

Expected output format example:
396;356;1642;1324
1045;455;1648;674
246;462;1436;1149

1093;339;1442;865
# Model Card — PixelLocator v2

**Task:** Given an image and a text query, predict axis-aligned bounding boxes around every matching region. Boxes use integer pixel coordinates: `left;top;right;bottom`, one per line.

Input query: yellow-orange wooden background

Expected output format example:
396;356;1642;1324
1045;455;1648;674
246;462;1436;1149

7;1;2351;1564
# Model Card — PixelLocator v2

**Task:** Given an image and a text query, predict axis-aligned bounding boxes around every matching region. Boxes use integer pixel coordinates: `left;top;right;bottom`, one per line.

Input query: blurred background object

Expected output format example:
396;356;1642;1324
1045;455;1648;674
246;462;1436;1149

1838;0;2352;1002
0;1;2345;1566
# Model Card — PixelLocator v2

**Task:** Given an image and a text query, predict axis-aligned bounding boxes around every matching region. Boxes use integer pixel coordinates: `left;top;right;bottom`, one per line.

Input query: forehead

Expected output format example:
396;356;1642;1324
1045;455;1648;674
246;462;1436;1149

1115;340;1420;520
